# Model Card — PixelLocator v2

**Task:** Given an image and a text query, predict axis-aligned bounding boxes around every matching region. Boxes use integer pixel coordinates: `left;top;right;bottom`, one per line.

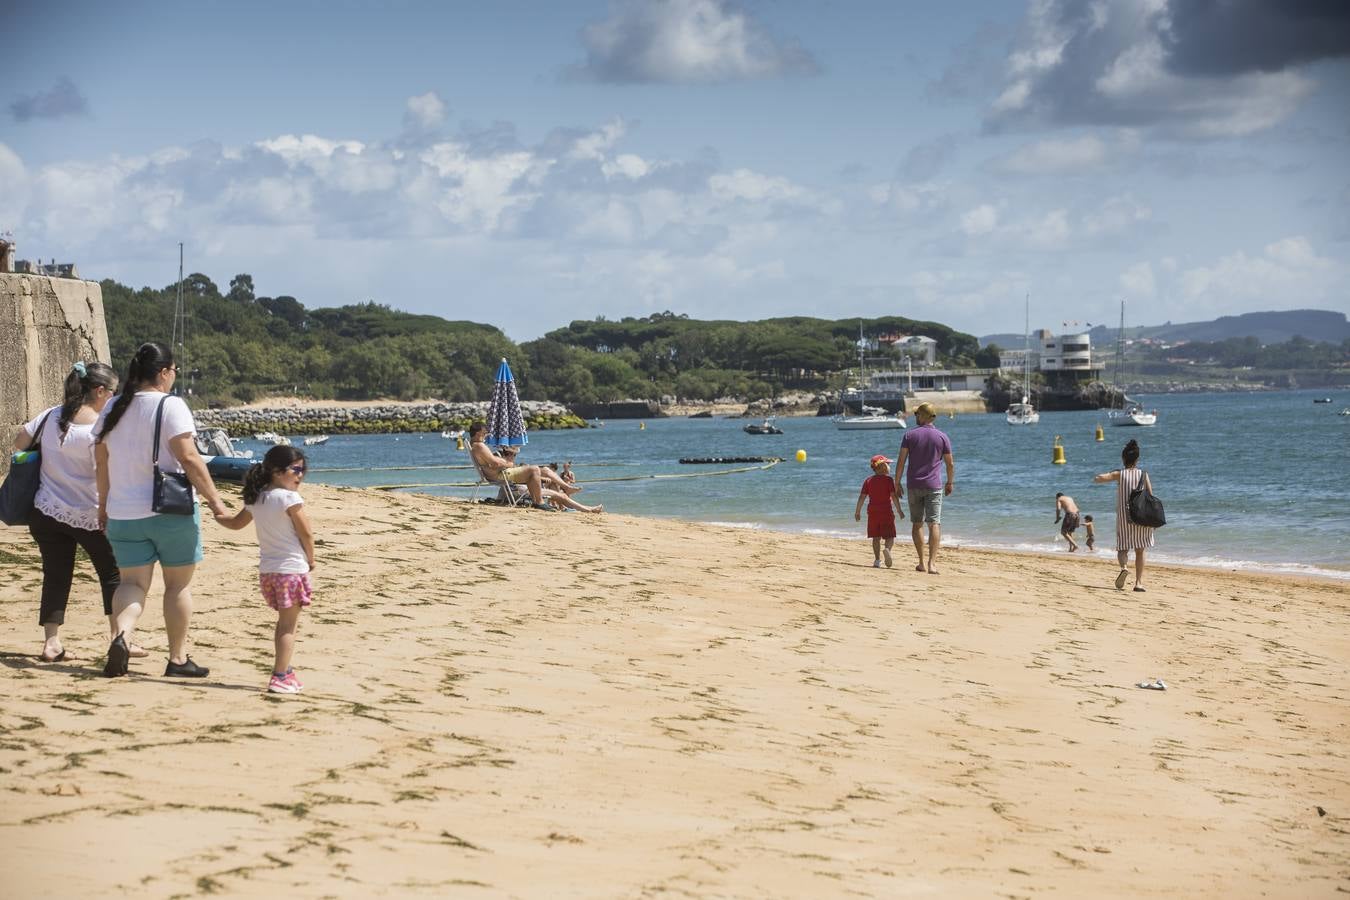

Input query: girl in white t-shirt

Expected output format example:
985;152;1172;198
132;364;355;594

215;446;315;694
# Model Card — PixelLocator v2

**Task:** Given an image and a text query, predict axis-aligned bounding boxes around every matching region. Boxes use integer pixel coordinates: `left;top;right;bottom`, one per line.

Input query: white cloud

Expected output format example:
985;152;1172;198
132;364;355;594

1120;261;1156;297
995;133;1140;175
960;204;999;236
404;91;447;130
1180;236;1342;313
986;0;1318;139
256;134;365;164
0;143;29;228
573;0;819;83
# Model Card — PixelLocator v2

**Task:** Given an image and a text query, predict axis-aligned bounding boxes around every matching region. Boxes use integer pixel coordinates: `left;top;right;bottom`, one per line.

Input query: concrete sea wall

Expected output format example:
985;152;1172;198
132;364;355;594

0;274;110;476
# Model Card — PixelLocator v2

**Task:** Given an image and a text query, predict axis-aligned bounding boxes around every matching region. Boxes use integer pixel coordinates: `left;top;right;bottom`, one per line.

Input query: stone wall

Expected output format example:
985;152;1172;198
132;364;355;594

0;274;110;476
193;401;588;436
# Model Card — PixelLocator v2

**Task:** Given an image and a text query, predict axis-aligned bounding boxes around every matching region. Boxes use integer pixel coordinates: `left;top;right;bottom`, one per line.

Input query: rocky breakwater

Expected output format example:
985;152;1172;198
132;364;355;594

193;401;588;437
984;375;1124;412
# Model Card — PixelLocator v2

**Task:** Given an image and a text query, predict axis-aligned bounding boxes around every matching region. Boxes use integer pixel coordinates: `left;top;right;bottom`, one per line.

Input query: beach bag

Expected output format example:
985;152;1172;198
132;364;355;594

1127;470;1165;529
0;411;53;526
150;397;195;516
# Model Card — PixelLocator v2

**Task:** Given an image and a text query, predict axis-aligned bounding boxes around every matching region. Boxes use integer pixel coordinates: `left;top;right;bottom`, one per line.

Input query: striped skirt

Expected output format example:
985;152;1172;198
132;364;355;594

1115;467;1156;552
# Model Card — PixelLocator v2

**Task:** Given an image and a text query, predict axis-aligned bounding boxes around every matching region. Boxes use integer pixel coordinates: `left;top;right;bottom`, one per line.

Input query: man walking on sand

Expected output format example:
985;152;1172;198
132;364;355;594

1055;492;1081;552
894;402;954;574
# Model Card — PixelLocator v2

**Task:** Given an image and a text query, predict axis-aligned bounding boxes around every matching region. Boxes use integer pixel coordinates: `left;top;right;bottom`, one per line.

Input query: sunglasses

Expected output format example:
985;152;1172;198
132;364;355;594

287;465;307;475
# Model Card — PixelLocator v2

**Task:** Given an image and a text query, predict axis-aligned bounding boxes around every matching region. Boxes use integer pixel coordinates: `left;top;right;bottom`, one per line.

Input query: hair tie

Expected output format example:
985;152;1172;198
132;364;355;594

72;361;87;377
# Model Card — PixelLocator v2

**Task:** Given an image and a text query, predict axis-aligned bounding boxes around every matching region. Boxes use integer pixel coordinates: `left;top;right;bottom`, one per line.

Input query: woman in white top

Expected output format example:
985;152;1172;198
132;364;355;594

94;342;228;679
12;362;123;662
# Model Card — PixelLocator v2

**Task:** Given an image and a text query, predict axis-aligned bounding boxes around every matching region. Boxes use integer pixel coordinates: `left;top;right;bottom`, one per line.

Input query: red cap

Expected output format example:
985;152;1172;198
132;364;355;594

870;454;892;468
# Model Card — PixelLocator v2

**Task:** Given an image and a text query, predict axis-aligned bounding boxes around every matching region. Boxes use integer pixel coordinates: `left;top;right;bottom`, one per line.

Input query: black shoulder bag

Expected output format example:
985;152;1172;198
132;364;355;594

151;397;196;515
0;410;54;526
1127;469;1165;529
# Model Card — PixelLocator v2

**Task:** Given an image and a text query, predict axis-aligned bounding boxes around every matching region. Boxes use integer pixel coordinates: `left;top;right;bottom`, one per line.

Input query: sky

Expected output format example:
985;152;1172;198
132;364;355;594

2;0;1348;342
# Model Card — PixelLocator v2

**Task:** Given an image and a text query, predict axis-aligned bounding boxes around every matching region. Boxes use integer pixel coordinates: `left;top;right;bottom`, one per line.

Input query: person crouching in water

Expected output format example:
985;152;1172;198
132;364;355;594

215;446;315;694
855;454;903;568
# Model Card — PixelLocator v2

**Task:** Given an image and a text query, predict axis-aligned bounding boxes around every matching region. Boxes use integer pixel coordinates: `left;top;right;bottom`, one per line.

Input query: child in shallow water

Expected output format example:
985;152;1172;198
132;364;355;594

854;454;904;568
1084;514;1096;552
215;446;315;694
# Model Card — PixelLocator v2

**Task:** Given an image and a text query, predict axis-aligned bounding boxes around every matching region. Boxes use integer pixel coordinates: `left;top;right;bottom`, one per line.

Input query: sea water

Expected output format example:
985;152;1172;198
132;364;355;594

286;389;1349;580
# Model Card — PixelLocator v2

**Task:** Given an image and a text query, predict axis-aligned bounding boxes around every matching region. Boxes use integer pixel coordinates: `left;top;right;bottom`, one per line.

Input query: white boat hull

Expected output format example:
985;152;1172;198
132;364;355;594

1006;399;1039;425
1109;410;1157;426
834;415;906;430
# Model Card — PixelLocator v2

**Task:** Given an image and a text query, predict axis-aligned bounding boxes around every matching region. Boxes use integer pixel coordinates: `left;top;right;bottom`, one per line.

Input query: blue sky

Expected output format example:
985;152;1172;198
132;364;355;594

3;0;1348;341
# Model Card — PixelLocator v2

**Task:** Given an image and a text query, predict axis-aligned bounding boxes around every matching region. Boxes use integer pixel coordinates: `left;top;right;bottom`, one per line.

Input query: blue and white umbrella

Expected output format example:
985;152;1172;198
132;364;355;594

485;357;527;449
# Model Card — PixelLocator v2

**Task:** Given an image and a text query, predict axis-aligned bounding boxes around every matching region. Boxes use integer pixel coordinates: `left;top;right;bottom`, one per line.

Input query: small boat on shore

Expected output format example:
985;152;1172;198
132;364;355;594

743;418;783;435
303;435;330;446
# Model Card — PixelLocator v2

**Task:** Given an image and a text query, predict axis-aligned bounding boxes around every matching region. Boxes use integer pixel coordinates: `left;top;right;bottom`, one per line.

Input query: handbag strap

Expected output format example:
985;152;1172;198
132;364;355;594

32;409;54;448
151;396;168;466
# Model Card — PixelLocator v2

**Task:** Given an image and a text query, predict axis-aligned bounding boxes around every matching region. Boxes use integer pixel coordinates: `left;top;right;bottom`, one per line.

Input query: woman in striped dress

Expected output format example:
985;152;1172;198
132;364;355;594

1093;439;1155;592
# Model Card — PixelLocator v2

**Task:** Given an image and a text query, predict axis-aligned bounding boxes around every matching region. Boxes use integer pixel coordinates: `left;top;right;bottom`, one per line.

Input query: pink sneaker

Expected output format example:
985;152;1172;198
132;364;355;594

285;670;303;692
267;673;300;694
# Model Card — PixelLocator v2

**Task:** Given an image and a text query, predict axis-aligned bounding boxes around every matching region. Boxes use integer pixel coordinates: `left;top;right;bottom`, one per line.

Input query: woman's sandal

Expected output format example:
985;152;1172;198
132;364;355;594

40;647;66;663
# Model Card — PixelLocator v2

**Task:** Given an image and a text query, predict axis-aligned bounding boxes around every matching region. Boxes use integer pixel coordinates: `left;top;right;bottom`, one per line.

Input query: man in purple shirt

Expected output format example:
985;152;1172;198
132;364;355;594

893;402;955;574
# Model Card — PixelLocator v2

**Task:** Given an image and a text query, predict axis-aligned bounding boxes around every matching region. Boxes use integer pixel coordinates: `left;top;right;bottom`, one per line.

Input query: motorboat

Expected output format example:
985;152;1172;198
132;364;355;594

833;325;906;430
253;431;280;443
743;418;783;435
1006;294;1040;425
303;435;330;446
441;429;464;439
1313;398;1332;403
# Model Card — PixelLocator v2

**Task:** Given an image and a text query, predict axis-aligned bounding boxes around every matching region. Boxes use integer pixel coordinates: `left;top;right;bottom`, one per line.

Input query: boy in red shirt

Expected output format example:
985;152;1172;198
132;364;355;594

854;454;904;568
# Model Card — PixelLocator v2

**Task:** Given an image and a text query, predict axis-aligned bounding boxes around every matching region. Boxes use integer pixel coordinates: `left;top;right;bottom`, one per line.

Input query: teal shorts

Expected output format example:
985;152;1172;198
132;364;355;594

106;508;204;568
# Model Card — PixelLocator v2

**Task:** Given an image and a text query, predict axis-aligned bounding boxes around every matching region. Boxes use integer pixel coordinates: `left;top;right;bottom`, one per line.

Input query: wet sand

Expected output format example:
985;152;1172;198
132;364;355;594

1;484;1346;897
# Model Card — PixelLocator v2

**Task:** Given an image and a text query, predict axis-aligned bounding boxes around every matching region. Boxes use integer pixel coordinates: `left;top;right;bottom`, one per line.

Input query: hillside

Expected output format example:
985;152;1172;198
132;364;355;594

982;308;1350;348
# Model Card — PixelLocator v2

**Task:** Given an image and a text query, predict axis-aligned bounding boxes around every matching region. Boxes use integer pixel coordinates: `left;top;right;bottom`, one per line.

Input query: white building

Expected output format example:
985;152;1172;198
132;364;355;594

1038;331;1092;372
891;335;937;365
998;348;1039;371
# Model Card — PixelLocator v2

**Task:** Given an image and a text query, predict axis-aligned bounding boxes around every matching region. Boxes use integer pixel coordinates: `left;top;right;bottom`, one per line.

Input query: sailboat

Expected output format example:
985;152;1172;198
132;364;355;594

1107;300;1157;427
1006;294;1040;425
834;326;906;430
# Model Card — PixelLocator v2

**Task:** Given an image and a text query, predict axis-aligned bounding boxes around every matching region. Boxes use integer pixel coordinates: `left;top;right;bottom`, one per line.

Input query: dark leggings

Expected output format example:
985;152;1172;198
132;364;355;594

27;508;121;626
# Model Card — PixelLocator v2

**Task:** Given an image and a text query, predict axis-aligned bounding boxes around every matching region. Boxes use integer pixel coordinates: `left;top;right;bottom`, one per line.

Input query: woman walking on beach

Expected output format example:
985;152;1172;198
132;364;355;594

11;362;124;662
1093;438;1156;592
95;342;229;678
214;446;315;694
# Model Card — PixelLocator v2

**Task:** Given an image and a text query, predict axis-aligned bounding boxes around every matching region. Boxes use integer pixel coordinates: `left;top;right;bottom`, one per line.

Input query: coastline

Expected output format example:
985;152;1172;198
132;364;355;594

2;484;1346;896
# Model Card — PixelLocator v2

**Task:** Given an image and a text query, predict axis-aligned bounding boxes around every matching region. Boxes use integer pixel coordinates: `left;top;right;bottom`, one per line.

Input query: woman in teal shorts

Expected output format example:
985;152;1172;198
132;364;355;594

94;342;228;678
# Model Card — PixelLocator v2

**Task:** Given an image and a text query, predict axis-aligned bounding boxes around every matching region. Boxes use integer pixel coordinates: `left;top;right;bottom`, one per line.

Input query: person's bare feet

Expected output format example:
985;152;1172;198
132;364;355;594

927;568;940;575
915;564;926;572
585;504;604;514
128;643;149;658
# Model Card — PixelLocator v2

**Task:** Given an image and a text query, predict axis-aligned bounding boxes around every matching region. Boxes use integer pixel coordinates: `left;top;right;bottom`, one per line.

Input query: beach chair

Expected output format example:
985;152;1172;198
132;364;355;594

471;455;529;507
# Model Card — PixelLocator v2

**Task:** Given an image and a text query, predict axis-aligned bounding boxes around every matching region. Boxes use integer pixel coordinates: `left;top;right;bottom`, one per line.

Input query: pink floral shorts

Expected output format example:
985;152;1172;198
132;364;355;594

259;573;313;611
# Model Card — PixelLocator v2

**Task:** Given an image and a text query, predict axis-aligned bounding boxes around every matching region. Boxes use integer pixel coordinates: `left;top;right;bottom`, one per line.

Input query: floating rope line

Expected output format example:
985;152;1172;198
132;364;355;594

361;457;782;491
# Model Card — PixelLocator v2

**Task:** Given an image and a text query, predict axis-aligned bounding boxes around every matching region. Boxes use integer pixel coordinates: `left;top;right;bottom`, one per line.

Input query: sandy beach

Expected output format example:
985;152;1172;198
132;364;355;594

1;485;1346;897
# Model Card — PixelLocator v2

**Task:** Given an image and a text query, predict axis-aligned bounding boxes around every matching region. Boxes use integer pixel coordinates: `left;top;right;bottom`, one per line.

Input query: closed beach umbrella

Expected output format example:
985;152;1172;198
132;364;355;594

485;357;528;449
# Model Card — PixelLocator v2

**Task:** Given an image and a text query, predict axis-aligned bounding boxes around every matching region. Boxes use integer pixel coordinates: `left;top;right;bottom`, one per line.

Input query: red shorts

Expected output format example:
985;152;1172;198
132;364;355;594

867;514;896;539
259;572;313;611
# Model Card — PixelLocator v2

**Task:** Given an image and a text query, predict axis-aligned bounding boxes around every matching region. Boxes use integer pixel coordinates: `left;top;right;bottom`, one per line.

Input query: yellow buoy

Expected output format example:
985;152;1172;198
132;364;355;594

1094;424;1104;442
795;449;807;463
456;436;466;451
639;422;646;430
1052;435;1067;465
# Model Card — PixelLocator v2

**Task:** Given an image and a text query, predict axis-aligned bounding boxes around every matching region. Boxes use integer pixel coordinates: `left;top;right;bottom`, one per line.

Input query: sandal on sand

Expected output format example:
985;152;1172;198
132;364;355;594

1133;586;1147;593
1115;569;1129;590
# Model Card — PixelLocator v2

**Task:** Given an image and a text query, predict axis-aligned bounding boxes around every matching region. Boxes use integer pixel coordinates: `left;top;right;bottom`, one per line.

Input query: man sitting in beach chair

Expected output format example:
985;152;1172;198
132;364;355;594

468;422;583;507
497;446;603;514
